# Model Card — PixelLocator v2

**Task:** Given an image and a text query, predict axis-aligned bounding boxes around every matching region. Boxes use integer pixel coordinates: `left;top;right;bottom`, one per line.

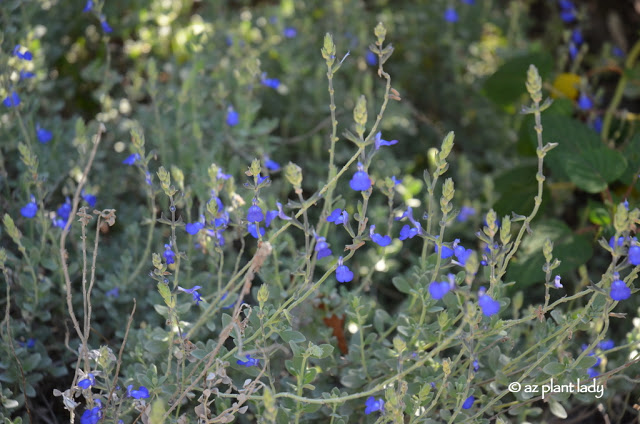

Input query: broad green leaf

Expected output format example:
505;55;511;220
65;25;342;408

482;52;553;108
549;400;568;419
281;330;306;344
392;276;412;294
620;133;640;185
493;165;550;217
563;148;626;193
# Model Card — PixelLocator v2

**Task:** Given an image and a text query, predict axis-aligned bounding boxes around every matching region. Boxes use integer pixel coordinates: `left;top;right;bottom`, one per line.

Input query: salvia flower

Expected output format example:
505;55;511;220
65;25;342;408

349;163;371;191
106;287;119;298
20;70;35;80
610;274;631;301
123;153;140;165
100;15;113;33
314;233;332;260
78;373;96;389
82;0;93;12
599;340;615;350
434;242;454;259
429;281;450;300
178;286;203;305
20;195;38;218
478;287;500;317
185;222;204;235
248;223;265;239
364;396;384;415
261;74;280;89
127;385;150;399
276;202;292;220
365;50;377;66
3;92;21;108
237;354;259;367
226;107;239;126
247;203;264;223
609;235;627;250
454;245;473;266
80;406;101;424
264;156;280;171
163;244;176;264
217;168;232;180
554;275;563;289
265;210;279;228
336;256;354;283
399;223;420;240
82;192;97;208
572;29;583;45
462;396;475;409
370;225;391;247
444;7;459;23
283;27;297;38
327;208;348;225
457;206;475;222
629;244;640;266
36;124;53;144
13;45;33;61
374;132;398;150
577;93;592;111
391;176;402;186
473;359;479;371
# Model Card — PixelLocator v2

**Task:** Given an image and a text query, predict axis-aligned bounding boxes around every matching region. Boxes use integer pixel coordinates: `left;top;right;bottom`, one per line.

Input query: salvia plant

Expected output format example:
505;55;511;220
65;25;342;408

2;1;640;423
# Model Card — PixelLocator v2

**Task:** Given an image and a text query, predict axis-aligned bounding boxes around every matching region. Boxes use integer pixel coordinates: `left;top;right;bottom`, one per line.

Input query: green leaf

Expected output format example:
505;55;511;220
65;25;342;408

157;283;174;308
281;330;306;344
619;133;640;185
392;276;412;294
563;148;626;193
542;362;565;375
493;165;549;217
549;400;568;419
588;205;611;226
303;368;317;384
482;52;553;108
576;355;599;369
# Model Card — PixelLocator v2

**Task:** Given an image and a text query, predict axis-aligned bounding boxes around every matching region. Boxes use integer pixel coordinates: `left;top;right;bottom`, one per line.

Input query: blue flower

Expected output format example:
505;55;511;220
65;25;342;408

336;256;353;283
365;51;377;66
454;245;472;266
217;168;232;180
390;176;402;186
237;354;259;367
473;359;479;371
83;0;93;12
264;156;280;171
374;132;398;150
444;7;459;23
78;373;95;389
247;203;264;222
457;206;475;222
106;287;119;298
568;42;578;60
264;210;278;228
370;225;391;247
462;396;475;409
599;340;614;350
3;92;21;108
462;0;475;4
434;243;454;259
478;288;500;317
429;281;450;300
36;124;52;144
19;70;35;80
560;9;576;23
256;174;269;185
13;45;33;61
587;367;599;379
314;234;332;259
629;245;640;265
82;192;97;208
261;74;280;89
55;198;72;223
610;276;630;301
399;224;420;240
80;406;101;424
163;244;176;264
613;46;624;58
554;275;563;289
18;338;36;349
20;195;38;218
185;222;204;235
127;385;150;399
248;223;265;239
226;107;239;126
571;29;583;45
283;27;297;38
123;153;140;165
327;208;348;225
577;93;592;111
178;285;203;305
100;15;113;33
276;202;291;221
350;163;371;191
592;116;603;133
364;396;384;415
